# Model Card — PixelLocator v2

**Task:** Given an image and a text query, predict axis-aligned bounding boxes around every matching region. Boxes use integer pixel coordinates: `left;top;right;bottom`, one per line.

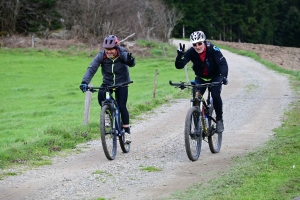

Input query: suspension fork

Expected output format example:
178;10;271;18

115;105;123;136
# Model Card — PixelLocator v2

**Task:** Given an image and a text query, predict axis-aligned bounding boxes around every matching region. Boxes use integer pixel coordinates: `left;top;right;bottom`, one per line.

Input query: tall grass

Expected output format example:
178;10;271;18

0;41;193;171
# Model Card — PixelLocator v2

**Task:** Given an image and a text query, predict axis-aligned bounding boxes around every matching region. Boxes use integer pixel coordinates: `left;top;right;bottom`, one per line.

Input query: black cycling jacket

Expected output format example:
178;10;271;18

82;46;135;86
175;41;228;79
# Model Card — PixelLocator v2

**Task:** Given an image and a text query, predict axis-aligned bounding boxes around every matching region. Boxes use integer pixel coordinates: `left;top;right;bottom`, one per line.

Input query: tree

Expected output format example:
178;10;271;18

0;0;62;35
56;0;182;42
276;6;300;47
0;0;21;34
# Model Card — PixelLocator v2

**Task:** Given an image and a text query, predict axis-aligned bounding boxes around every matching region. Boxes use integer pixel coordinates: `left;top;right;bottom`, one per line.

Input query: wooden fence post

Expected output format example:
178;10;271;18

153;69;159;98
83;84;92;125
184;65;192;93
162;46;166;56
31;35;35;48
184;65;189;83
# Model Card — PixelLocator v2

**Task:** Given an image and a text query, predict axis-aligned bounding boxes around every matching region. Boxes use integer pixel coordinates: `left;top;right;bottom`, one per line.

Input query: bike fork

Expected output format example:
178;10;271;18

197;114;202;137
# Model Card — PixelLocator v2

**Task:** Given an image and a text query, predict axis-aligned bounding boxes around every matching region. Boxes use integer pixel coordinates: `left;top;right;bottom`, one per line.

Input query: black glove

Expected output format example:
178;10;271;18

177;43;185;57
79;82;88;93
222;77;228;85
127;53;135;66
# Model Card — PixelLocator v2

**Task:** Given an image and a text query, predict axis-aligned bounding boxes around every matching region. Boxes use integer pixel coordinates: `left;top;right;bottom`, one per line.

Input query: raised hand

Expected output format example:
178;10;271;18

127;53;135;65
177;43;185;57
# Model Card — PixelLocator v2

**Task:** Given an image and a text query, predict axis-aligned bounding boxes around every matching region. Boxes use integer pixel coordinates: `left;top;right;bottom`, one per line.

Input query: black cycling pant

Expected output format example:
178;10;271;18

98;86;129;125
195;76;223;121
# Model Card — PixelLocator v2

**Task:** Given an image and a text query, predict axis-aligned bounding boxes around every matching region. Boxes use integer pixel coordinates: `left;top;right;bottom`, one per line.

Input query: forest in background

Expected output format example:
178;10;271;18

0;0;300;47
166;0;300;47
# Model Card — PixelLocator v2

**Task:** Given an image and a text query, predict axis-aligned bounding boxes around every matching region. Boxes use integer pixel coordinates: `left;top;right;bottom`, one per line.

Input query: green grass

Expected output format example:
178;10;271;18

0;40;193;171
139;165;162;172
2;39;299;199
165;42;300;200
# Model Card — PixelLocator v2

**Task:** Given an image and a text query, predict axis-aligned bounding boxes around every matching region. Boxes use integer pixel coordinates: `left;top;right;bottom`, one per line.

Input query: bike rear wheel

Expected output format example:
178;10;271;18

119;122;130;153
184;107;202;161
208;104;222;153
100;105;117;160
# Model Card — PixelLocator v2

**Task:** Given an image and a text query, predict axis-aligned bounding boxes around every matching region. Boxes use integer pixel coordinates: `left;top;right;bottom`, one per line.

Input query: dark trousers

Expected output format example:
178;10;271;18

195;76;223;121
98;86;129;125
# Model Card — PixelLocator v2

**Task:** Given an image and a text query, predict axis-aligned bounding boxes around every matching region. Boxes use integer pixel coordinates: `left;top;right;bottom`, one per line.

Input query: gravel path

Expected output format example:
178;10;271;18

0;40;294;200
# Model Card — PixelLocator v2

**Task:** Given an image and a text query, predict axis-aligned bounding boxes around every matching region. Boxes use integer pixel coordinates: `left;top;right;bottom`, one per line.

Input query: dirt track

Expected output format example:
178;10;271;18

0;39;294;200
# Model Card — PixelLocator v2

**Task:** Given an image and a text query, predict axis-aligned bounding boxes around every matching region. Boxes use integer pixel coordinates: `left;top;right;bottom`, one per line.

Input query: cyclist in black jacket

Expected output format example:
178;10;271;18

80;35;135;143
175;30;228;133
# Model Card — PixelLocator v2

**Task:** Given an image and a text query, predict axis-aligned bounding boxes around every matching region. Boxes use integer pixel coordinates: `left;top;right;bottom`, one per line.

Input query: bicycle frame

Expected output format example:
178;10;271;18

195;89;213;135
87;80;133;160
103;90;123;137
88;80;133;137
170;80;221;136
169;80;224;159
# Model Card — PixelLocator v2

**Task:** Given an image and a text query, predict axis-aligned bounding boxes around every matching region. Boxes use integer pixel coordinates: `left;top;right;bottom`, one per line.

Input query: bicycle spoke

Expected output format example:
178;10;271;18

119;122;130;153
100;105;117;160
185;107;202;161
208;105;222;153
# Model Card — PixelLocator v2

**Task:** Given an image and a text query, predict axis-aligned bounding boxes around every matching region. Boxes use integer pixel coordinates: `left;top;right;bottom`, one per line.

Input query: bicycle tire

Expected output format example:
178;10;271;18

119;122;130;153
100;105;117;160
208;104;222;153
184;106;202;161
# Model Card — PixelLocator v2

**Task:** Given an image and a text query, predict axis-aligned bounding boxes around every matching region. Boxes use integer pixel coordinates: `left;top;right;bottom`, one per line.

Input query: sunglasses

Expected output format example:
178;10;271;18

105;48;116;51
192;42;203;47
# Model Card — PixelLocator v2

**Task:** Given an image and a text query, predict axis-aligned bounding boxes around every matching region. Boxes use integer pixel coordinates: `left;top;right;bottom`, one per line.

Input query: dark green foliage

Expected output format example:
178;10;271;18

276;6;300;47
1;0;300;47
1;0;62;34
163;0;300;47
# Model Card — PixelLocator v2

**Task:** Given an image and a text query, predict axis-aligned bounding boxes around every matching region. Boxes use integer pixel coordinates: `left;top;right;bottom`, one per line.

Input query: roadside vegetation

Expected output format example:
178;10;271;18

0;40;192;177
167;43;300;200
1;40;299;199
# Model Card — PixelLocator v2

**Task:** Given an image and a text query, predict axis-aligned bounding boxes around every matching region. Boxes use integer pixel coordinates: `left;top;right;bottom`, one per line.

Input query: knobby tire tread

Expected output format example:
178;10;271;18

100;105;117;160
119;122;130;153
184;107;202;161
208;104;222;153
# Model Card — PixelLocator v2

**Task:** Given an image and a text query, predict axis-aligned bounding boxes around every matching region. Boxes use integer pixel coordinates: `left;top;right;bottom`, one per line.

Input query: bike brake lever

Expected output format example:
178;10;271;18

89;88;97;93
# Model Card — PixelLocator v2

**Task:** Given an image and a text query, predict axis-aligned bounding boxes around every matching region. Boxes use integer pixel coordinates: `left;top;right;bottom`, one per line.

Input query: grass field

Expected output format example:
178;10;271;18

0;41;193;171
1;40;299;199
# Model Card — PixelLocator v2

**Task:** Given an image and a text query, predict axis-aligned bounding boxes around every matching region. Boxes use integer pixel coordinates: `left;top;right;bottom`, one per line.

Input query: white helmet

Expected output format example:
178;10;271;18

190;31;206;44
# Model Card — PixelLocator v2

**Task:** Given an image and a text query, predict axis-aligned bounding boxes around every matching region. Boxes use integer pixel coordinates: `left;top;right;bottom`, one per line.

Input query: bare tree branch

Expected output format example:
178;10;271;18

119;33;136;43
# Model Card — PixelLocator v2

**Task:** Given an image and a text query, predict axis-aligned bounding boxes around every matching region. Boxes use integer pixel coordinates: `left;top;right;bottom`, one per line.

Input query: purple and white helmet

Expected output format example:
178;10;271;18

102;35;119;48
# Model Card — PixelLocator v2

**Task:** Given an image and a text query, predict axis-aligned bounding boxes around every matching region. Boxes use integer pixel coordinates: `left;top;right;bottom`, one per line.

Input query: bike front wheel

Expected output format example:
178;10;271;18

119;122;130;153
208;105;222;153
184;107;202;161
100;105;117;160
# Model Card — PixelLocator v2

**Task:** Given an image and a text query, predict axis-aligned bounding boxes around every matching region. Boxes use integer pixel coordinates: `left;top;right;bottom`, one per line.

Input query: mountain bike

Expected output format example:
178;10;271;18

169;80;223;161
87;81;133;160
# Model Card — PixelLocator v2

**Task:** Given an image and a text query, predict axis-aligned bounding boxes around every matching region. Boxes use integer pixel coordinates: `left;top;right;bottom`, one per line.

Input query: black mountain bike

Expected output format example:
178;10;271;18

87;81;133;160
169;80;223;161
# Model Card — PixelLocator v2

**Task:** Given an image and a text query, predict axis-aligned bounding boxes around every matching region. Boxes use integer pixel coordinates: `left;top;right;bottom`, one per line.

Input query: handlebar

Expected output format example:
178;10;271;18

87;81;133;92
169;80;222;90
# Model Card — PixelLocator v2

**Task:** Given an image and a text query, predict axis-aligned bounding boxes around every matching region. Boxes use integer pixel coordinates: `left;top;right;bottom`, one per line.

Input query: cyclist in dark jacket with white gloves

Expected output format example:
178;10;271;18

175;30;228;133
80;35;135;143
